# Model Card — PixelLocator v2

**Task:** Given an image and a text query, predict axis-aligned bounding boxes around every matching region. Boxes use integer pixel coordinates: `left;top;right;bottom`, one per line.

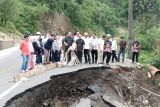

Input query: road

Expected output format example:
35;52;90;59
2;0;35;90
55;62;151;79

0;49;135;107
0;50;102;107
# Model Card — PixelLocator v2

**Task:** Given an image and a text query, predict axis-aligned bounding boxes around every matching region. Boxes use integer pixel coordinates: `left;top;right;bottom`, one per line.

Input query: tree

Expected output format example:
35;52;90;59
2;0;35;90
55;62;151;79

0;0;17;26
128;0;133;59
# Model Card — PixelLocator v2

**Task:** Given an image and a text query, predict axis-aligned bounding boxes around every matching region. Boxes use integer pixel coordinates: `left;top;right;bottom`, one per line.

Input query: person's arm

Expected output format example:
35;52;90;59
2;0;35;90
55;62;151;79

115;41;118;50
20;41;23;50
64;38;68;46
103;41;106;50
97;39;100;50
82;40;85;50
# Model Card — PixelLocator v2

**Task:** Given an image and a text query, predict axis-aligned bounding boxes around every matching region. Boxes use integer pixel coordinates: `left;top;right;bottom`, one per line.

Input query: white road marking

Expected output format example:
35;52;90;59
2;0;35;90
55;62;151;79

0;80;23;100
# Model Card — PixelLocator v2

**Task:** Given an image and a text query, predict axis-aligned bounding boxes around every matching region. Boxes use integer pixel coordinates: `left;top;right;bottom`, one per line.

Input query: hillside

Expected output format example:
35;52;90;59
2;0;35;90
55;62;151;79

0;0;160;68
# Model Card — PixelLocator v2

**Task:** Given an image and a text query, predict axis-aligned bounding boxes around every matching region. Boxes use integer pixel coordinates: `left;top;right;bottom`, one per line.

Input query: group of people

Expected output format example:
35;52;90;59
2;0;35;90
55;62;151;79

20;31;141;73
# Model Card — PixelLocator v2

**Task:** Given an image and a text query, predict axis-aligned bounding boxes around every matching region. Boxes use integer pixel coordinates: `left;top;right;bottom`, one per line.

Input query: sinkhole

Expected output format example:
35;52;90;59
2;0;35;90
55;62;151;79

4;66;160;107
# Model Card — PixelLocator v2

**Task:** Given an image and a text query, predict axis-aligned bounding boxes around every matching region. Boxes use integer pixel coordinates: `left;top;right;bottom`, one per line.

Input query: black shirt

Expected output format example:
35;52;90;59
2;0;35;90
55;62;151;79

64;37;74;51
64;37;74;47
76;38;85;51
44;38;54;50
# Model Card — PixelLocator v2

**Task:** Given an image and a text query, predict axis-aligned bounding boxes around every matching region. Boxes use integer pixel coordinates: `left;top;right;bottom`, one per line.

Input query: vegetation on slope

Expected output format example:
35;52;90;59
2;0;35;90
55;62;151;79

0;0;159;67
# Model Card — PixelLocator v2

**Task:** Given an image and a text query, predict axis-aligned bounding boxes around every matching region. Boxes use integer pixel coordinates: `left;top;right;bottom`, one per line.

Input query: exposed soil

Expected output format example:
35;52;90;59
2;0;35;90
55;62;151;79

4;66;160;107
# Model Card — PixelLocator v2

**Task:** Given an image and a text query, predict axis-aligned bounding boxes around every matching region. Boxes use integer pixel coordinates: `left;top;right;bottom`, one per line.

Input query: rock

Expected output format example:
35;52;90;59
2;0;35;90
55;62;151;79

70;98;91;107
55;100;63;107
76;98;91;107
87;84;101;93
143;99;148;105
102;94;128;107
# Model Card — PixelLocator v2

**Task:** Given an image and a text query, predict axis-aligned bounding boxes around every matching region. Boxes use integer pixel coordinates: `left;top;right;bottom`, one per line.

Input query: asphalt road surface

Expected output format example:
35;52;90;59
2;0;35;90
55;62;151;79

0;49;135;107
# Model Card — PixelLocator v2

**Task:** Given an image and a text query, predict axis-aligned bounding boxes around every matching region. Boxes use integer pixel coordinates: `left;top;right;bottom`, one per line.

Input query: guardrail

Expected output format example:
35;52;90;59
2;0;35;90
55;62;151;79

0;40;15;50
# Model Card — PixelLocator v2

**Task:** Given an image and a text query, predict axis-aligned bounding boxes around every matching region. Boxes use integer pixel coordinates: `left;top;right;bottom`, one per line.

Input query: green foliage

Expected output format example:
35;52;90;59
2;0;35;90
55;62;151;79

0;0;159;68
15;1;48;34
0;0;17;26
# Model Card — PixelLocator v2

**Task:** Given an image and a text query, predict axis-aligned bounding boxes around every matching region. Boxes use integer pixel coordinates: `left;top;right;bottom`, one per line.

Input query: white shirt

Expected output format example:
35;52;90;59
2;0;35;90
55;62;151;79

52;40;61;51
83;37;91;49
91;38;98;50
111;39;117;50
42;37;48;47
74;35;79;41
29;42;34;53
98;38;104;51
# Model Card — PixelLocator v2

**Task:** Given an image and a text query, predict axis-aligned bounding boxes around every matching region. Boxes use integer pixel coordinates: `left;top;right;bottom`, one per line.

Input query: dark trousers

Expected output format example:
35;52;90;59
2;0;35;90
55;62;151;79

76;51;83;63
103;52;111;64
91;50;98;63
132;52;139;63
52;50;60;63
36;54;42;64
118;49;125;62
112;50;118;62
84;49;91;63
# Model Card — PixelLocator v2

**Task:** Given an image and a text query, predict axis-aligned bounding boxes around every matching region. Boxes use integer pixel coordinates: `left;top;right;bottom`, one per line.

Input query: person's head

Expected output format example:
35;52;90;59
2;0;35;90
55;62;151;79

65;32;68;37
24;35;29;41
92;33;97;39
111;36;115;40
106;34;111;40
84;32;88;38
76;32;80;36
51;34;55;40
67;32;72;37
102;35;106;40
78;34;82;39
120;36;124;40
134;38;137;42
36;32;41;38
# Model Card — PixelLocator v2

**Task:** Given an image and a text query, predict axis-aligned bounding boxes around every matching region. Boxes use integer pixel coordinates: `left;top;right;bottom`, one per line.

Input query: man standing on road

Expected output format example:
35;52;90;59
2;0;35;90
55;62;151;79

44;34;55;64
20;35;29;72
118;36;127;63
83;32;91;64
63;32;75;63
91;33;98;64
103;34;112;64
132;38;141;63
76;35;85;63
111;36;118;63
98;35;106;64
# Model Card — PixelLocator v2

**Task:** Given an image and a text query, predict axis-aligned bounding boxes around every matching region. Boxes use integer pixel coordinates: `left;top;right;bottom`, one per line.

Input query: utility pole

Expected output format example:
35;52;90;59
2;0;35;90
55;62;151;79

128;0;134;59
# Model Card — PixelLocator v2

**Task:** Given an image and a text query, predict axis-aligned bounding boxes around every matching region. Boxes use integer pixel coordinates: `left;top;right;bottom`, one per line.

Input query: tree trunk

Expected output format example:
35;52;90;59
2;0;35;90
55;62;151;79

128;0;134;59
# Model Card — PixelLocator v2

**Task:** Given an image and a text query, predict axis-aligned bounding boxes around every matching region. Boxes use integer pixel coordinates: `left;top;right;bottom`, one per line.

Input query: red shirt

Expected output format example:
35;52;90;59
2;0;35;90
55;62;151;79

20;40;29;55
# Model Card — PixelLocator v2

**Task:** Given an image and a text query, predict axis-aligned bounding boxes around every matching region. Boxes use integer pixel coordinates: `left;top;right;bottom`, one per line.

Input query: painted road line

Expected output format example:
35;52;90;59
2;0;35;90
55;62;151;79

0;80;23;100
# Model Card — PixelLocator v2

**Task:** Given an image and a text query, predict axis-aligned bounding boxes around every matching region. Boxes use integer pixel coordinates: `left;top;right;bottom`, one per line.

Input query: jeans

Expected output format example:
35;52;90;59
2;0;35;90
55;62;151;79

21;55;29;71
132;52;139;63
36;54;42;64
118;49;125;62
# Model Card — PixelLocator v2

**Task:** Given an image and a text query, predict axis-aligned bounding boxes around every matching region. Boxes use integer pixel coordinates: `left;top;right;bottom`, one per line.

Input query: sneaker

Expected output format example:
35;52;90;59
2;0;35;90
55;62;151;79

21;70;25;73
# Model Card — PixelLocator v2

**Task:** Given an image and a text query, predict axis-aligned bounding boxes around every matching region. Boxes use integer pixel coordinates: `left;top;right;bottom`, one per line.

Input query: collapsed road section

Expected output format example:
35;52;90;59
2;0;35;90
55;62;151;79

4;66;160;107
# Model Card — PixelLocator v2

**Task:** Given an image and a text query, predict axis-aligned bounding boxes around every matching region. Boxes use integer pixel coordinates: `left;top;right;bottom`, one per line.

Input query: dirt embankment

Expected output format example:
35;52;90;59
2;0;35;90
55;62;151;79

4;66;160;107
42;12;74;35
